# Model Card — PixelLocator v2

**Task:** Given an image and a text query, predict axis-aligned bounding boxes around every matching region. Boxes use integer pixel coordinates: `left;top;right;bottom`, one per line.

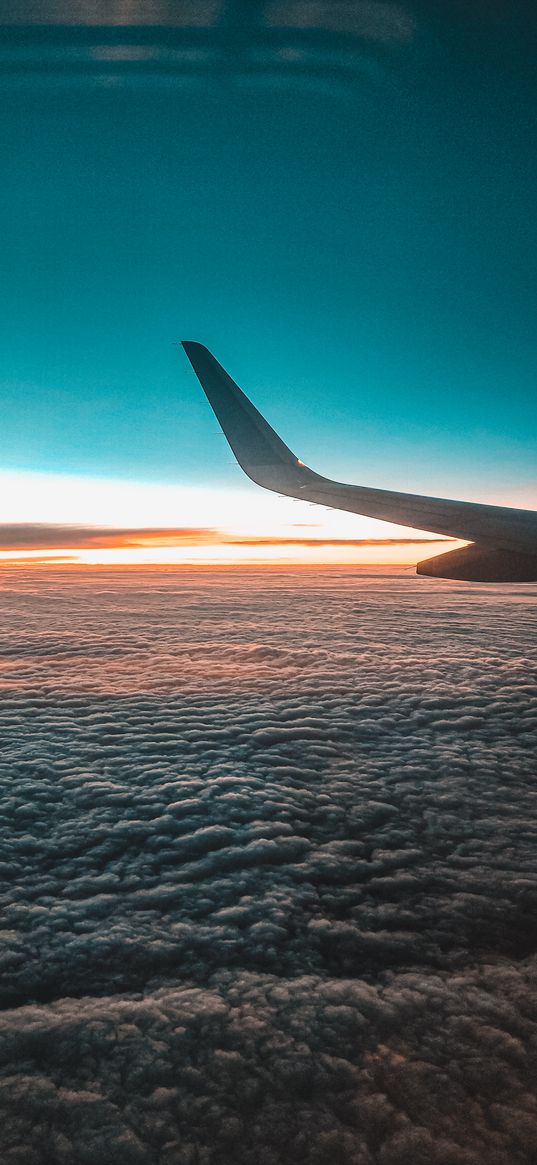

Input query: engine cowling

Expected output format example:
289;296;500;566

417;543;537;582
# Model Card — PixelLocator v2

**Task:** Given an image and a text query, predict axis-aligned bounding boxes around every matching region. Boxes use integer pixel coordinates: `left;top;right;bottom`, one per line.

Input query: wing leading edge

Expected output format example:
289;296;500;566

181;341;537;578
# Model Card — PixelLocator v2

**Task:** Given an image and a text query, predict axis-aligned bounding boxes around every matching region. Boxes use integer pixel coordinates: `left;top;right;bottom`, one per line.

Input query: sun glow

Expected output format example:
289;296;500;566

0;469;456;566
0;542;441;567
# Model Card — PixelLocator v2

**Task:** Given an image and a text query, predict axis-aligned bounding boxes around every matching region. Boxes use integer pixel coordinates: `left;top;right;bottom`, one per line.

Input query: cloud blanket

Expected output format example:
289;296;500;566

0;566;536;1164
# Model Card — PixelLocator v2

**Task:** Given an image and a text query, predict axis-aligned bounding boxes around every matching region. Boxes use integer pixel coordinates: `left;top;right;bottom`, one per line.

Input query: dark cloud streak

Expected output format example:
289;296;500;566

0;523;450;551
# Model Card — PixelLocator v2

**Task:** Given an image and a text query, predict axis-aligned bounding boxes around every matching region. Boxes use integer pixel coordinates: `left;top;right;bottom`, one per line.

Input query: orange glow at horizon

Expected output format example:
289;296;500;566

0;540;462;568
0;467;505;567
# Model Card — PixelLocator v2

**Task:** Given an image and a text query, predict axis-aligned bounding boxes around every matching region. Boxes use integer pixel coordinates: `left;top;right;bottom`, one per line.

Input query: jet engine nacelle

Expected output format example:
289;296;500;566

417;543;537;582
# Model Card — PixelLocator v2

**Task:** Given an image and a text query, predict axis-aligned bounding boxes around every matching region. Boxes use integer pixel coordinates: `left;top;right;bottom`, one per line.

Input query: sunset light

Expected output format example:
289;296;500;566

0;468;458;565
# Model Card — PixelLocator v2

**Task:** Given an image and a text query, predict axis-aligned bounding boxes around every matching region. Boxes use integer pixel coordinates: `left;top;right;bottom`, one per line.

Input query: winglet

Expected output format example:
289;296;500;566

181;341;313;493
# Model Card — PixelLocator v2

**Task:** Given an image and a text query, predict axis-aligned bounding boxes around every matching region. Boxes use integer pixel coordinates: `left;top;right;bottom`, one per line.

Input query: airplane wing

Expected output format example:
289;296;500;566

182;341;537;580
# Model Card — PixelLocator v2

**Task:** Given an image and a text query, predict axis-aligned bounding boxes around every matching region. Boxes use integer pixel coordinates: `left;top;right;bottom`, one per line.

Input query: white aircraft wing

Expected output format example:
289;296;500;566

182;341;537;580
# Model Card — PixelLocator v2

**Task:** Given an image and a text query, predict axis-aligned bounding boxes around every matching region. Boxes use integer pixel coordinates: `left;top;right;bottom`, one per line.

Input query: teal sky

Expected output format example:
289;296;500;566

1;2;536;510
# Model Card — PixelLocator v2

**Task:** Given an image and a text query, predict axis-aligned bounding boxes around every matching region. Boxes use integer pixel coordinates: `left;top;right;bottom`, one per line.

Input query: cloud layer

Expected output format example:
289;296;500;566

0;566;536;1163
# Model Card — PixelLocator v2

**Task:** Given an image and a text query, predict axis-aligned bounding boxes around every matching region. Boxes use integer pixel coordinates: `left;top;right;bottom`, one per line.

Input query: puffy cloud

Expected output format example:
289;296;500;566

0;565;536;1163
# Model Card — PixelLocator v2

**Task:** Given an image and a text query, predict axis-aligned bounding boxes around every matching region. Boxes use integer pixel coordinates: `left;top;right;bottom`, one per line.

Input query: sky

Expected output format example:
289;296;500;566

1;0;536;563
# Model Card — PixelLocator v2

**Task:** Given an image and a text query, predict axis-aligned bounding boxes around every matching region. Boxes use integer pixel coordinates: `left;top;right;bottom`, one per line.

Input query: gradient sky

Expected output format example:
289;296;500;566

1;1;536;562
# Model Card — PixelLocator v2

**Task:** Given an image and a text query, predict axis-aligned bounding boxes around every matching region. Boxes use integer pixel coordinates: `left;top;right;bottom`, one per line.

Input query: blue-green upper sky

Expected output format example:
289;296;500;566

1;1;536;508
